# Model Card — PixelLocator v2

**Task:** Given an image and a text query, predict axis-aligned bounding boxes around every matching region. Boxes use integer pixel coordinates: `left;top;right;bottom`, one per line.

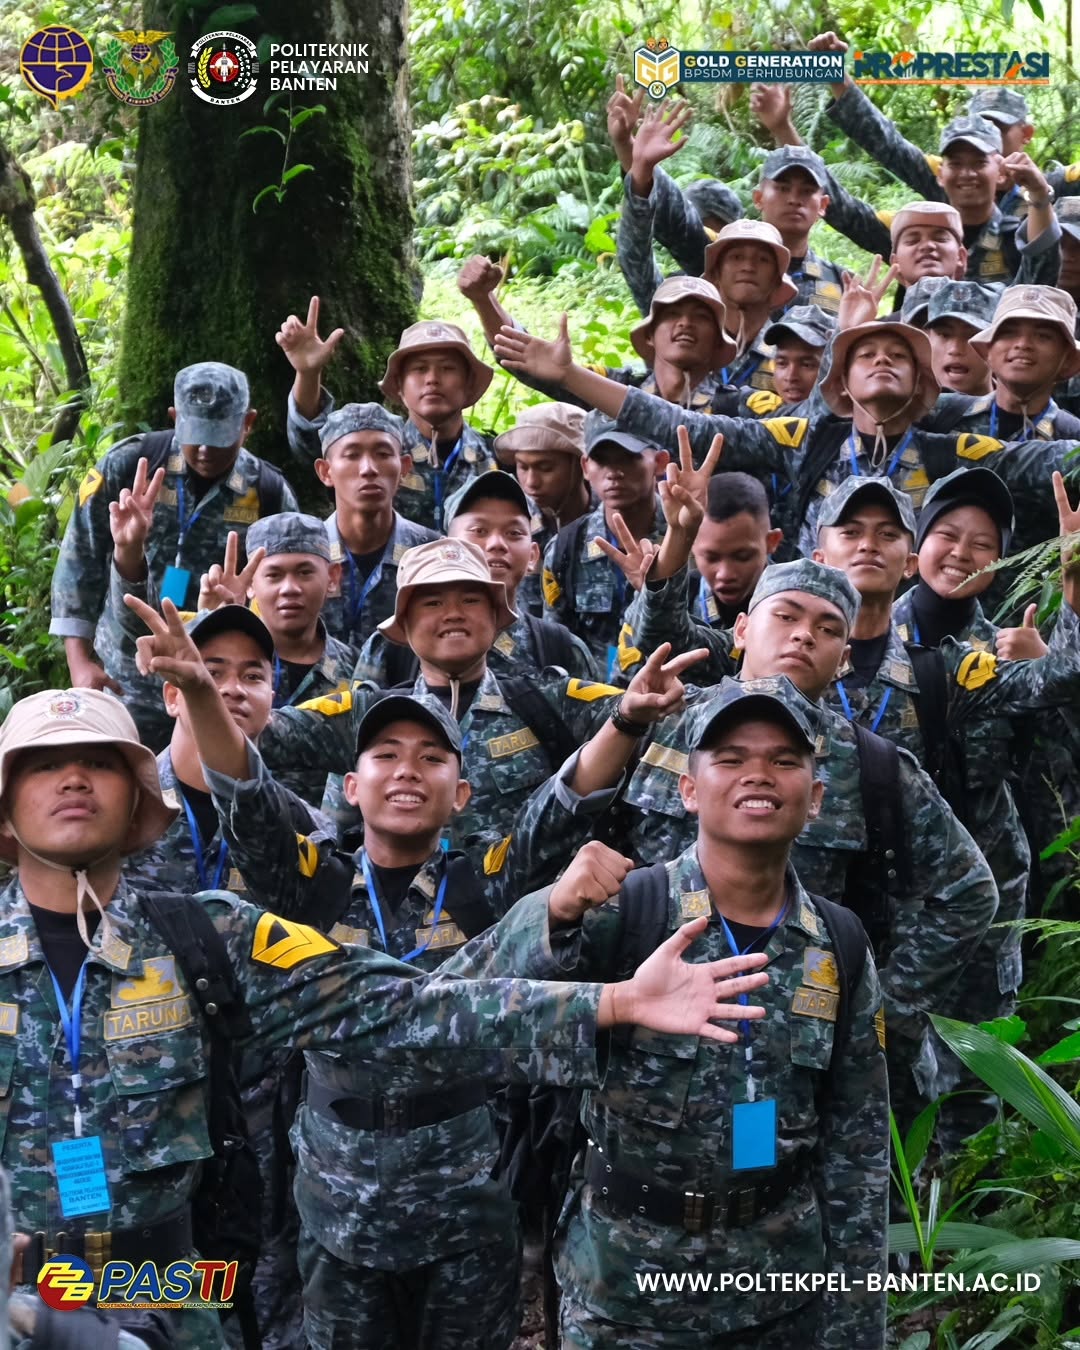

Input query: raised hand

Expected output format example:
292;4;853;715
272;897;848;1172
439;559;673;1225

630;97;694;177
616;917;770;1042
607;73;646;170
549;840;635;925
593;510;658;592
837;254;900;330
275;295;345;373
125;596;211;690
749;82;793;136
808;30;849;54
109;456;165;579
493;314;573;383
660;426;723;534
197;531;266;611
619;640;710;725
1001;152;1050;202
994;604;1047;660
457;255;505;302
1054;471;1080;616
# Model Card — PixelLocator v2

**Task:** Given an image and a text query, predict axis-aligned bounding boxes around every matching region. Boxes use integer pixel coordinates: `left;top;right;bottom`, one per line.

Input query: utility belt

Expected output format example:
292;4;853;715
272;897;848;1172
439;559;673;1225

585;1142;802;1235
27;1206;193;1282
306;1078;488;1135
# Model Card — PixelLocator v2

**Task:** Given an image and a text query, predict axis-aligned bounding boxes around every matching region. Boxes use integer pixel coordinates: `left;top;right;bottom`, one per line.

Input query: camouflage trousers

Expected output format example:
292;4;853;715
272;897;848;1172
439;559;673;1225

297;1223;523;1350
557;1292;823;1348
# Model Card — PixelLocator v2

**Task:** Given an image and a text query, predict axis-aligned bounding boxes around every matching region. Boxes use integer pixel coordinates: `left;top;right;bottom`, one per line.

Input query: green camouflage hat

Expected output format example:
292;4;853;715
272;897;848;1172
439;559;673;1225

747;560;860;632
245;512;331;563
816;473;917;538
1056;198;1080;244
940;115;1002;156
685;179;744;226
319;402;404;455
687;674;820;753
968;87;1030;126
173;362;250;449
900;275;950;327
444;468;530;528
355;692;463;759
764;304;835;350
761;145;829;189
926;280;1002;332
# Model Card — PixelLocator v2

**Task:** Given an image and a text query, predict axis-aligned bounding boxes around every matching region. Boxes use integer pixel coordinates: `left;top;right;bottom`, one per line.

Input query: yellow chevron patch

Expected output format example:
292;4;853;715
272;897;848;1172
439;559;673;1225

566;678;621;701
79;468;104;507
617;623;642;672
875;1006;887;1049
957;649;998;691
298;687;354;716
542;568;561;608
297;835;319;879
746;389;782;417
251;912;339;970
761;416;809;449
956;434;1004;462
1067;162;1080;184
483;836;513;876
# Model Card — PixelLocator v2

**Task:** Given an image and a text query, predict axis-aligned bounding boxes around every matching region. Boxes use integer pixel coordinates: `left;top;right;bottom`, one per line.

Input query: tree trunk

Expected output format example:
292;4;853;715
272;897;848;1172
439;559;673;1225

120;0;418;476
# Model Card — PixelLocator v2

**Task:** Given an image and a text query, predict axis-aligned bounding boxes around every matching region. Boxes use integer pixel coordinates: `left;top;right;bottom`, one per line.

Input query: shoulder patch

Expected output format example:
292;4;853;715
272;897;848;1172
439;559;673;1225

297;835;319;879
617;623;642;672
566;678;621;701
1067;162;1080;184
542;568;561;608
222;486;260;525
761;416;808;449
251;912;339;970
746;389;782;417
483;836;513;876
956;649;998;691
79;468;104;507
875;1005;887;1049
956;433;1004;462
298;687;354;716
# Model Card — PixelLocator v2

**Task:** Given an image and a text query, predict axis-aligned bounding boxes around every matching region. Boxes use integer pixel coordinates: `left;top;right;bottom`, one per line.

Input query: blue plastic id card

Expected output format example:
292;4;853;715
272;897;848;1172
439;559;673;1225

606;645;619;681
731;1099;777;1171
160;565;192;607
52;1135;111;1218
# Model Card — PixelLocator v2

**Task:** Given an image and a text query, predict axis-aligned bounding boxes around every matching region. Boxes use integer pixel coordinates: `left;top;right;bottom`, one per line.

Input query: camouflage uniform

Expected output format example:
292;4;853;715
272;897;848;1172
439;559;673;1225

50;435;297;751
455;848;889;1348
542;497;667;681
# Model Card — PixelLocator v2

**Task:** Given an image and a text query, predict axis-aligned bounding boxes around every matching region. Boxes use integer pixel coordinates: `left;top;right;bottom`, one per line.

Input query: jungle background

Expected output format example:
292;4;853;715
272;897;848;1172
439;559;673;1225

2;0;1080;1345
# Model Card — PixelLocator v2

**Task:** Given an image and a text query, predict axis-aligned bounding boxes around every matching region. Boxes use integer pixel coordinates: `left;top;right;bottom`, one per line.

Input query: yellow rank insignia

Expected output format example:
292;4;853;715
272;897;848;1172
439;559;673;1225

761;416;808;449
79;468;104;507
874;1006;887;1049
251;912;339;970
222;486;260;525
680;889;711;919
484;836;512;875
542;568;561;608
956;434;1003;462
792;985;838;1021
957;649;998;691
804;949;840;992
296;835;319;879
566;678;621;701
746;389;782;417
0;1004;18;1035
112;957;178;1006
617;623;642;672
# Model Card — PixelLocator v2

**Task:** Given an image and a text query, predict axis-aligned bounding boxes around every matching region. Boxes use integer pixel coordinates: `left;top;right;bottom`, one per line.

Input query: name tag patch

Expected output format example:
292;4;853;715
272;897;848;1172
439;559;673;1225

792;986;838;1022
487;728;539;758
415;922;466;950
104;996;194;1040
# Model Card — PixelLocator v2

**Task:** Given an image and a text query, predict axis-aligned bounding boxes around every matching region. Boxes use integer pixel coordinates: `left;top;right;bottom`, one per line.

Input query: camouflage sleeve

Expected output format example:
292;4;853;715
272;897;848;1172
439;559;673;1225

945;603;1080;723
817;952;889;1347
351;630;393;685
561;628;602;681
258;683;375;777
883;751;998;1076
619;567;737;684
286;387;334;463
203;740;352;920
1012;215;1062;287
649;167;712;276
206;890;605;1088
280;476;300;511
541;534;575;627
826;84;943;201
616;385;800;476
820;168;892;259
616;173;670;316
107;563;154;656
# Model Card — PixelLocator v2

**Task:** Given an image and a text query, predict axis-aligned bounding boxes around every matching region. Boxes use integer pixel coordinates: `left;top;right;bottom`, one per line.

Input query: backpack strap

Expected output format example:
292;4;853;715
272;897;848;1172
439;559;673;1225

385;644;422;688
810;893;870;1068
613;862;672;978
523;612;580;672
847;723;908;964
138;429;179;473
905;642;966;818
547;516;590;606
498;674;579;769
254;458;287;517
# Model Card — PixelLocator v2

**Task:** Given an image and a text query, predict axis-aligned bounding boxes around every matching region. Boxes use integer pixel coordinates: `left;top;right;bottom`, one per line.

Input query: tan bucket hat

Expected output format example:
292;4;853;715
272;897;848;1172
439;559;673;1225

703;220;798;310
969;285;1080;379
0;690;177;861
820;318;940;420
492;402;586;464
629;275;738;368
379;321;495;408
377;537;518;646
889;200;964;247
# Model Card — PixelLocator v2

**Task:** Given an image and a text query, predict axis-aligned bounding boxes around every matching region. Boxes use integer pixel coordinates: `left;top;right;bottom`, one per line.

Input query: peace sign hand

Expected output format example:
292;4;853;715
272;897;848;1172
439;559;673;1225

110;456;165;578
593;511;659;592
197;531;266;611
620;640;710;724
125;596;212;691
838;255;900;330
660;426;722;533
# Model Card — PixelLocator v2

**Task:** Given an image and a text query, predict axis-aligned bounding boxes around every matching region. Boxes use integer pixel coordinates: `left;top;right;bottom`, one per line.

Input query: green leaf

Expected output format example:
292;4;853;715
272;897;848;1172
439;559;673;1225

897;1336;931;1350
945;1236;1080;1277
903;1097;942;1174
281;164;315;185
932;1016;1080;1160
239;126;287;145
1037;1030;1080;1065
1041;814;1080;859
977;1014;1027;1046
289;106;326;130
251;185;280;213
889;1221;1017;1253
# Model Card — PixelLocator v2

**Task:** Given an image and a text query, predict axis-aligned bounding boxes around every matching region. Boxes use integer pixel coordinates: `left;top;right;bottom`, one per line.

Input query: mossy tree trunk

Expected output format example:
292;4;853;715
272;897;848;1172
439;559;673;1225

120;0;418;476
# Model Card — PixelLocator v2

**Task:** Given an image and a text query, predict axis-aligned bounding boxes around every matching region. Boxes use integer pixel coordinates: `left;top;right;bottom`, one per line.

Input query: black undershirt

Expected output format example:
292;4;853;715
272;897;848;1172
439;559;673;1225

368;861;421;917
185;469;217;503
855;430;906;460
179;781;219;844
29;904;101;1003
989;406;1029;441
428;679;482;718
909;578;977;648
846;632;891;689
720;918;769;951
962;222;986;250
349;547;387;585
278;658;316;702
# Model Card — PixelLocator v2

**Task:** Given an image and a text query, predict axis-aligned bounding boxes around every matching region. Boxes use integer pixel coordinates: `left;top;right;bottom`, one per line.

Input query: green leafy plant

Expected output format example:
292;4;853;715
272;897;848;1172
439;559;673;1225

240;95;325;212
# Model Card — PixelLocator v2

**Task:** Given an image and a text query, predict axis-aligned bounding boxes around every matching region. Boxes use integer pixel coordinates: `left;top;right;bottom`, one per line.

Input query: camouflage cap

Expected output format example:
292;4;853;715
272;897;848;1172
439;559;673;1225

379;321;494;408
748;560;860;633
969;285;1080;378
355;692;463;760
492;402;585;463
939;115;1002;157
584;409;654;459
816;473;917;538
378;537;517;646
890;200;964;246
245;512;331;563
900;275;950;327
926;280;1002;332
687;674;819;754
761;144;830;190
320;402;404;455
629;275;737;367
968;87;1030;126
0;690;177;860
916;466;1014;554
703;220;798;310
444;468;530;528
764;303;835;350
1057;198;1080;244
173;362;250;449
185;605;275;662
685;179;744;226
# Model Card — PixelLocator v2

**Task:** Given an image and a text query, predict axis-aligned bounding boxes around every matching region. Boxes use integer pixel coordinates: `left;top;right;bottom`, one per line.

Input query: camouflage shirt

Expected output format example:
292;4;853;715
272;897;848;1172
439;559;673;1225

928;392;1080;443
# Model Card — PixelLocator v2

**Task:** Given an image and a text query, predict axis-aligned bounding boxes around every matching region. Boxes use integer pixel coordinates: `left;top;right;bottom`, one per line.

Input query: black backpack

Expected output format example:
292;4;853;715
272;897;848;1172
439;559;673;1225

904;642;968;820
140;891;263;1350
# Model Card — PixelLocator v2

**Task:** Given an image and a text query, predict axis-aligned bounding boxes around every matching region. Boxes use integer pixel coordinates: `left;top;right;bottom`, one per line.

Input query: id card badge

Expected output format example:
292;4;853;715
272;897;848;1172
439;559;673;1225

731;1099;777;1171
52;1136;111;1218
160;565;192;608
606;645;619;682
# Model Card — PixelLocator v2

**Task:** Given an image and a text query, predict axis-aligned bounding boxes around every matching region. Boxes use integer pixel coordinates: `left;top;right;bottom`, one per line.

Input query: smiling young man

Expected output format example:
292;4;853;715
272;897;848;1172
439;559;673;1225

763;303;835;406
919;281;997;399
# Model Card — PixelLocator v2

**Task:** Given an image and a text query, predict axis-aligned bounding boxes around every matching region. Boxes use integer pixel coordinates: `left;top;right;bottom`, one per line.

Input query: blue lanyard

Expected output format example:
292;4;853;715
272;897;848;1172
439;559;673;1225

846;427;913;480
181;794;229;890
47;961;89;1137
360;851;449;963
999;185;1021;216
912;618;922;645
989;399;1053;442
432;436;464;531
174;479;212;567
836;680;892;733
698;574;715;621
732;351;765;386
343;545;388;626
718;901;787;1101
770;471;792;501
273;653;318;709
